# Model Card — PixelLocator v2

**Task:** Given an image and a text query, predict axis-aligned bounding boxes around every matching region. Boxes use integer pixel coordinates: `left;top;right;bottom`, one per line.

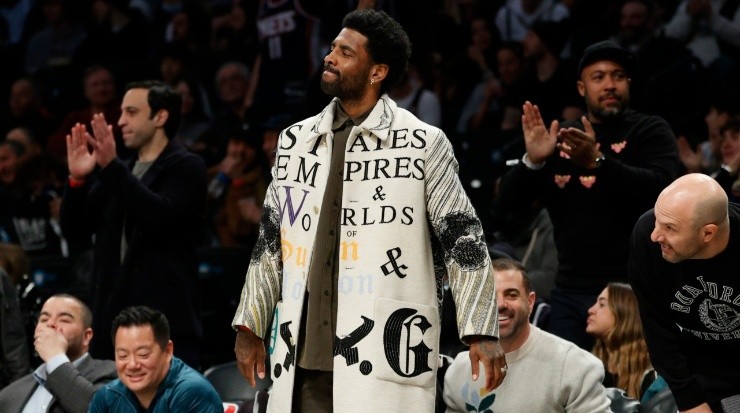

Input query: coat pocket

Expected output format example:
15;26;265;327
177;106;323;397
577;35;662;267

373;297;439;389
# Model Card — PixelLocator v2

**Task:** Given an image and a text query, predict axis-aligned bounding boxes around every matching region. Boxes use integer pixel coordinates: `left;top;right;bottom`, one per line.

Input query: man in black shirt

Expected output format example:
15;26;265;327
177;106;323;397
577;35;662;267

498;40;682;349
630;173;740;413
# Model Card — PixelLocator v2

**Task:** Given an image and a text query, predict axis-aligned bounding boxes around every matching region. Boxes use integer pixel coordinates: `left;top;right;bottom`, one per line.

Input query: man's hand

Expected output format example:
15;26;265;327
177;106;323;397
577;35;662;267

66;123;97;181
34;325;68;362
89;113;117;168
521;101;558;164
468;336;506;391
681;402;713;413
557;116;601;169
234;328;266;387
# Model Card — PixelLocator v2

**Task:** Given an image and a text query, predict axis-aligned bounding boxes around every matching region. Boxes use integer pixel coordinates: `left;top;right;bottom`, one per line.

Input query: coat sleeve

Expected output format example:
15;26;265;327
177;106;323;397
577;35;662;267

628;212;705;410
424;129;499;341
45;360;118;413
232;154;284;338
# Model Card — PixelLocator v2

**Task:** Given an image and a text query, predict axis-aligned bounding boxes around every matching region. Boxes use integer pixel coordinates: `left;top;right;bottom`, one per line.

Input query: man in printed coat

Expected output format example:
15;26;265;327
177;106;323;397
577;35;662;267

232;9;507;413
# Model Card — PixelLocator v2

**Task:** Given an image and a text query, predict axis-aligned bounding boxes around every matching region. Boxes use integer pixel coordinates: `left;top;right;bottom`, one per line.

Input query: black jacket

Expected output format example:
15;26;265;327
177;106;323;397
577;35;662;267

499;109;681;290
60;140;207;359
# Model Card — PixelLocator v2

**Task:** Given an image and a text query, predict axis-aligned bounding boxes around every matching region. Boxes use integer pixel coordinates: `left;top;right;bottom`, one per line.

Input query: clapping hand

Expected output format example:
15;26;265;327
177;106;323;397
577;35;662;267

521;101;558;164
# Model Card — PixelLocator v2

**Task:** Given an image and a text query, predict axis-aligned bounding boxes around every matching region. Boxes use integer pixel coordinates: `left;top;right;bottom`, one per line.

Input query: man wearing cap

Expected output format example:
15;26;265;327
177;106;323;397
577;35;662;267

498;40;682;350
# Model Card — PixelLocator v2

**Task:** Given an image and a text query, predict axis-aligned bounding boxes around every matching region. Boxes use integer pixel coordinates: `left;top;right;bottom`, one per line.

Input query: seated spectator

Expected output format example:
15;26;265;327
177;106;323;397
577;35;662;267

0;242;29;285
388;54;442;127
520;20;583;123
74;0;150;85
443;258;611;412
457;41;528;136
0;263;28;390
89;306;222;413
678;91;740;175
586;282;669;404
47;65;125;163
0;77;55;145
0;294;117;411
210;61;251;157
9;153;67;256
495;0;570;43
23;0;86;75
611;0;702;132
0;140;25;244
174;77;212;149
662;0;740;72
5;127;42;161
205;130;267;248
712;119;740;202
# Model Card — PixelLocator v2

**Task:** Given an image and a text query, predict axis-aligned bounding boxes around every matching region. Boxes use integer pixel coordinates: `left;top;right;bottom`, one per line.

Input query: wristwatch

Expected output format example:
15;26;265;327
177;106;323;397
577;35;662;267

593;153;606;169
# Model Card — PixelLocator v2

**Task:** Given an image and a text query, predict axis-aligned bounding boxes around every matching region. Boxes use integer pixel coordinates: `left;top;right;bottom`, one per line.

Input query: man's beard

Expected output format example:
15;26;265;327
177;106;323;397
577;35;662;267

66;336;85;360
588;92;629;122
320;65;368;101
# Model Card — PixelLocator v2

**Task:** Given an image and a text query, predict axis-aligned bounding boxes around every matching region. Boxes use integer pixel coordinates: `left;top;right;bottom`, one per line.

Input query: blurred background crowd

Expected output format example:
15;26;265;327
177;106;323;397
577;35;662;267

0;0;739;377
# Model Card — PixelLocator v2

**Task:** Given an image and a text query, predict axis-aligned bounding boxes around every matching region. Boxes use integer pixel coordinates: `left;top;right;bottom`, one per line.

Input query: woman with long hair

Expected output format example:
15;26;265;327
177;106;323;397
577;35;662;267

586;282;656;400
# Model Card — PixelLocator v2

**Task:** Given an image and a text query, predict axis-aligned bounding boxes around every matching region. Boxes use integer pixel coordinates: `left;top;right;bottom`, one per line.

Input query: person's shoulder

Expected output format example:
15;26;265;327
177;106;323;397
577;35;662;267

624;110;673;132
535;327;601;368
0;372;34;398
167;361;221;408
86;357;118;376
634;208;656;233
91;378;127;402
729;202;740;218
170;359;218;393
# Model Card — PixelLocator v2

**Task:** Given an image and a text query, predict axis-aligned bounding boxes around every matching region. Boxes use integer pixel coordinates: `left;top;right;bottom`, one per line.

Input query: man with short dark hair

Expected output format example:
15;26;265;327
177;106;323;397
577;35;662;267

0;294;117;413
61;80;207;367
89;306;222;412
630;173;740;413
498;40;682;350
444;258;611;412
233;9;506;413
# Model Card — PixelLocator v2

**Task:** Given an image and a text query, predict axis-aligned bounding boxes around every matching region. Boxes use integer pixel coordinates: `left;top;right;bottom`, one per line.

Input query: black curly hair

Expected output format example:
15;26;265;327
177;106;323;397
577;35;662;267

342;9;412;93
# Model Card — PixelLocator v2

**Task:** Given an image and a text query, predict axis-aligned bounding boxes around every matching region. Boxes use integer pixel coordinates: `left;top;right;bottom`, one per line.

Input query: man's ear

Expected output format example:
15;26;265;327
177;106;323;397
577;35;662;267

702;223;718;243
82;328;93;348
576;80;585;97
153;109;169;127
370;63;389;84
528;291;536;313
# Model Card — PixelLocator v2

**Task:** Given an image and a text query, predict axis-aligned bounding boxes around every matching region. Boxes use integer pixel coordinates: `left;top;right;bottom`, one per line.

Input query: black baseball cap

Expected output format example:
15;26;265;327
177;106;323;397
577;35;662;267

578;40;636;77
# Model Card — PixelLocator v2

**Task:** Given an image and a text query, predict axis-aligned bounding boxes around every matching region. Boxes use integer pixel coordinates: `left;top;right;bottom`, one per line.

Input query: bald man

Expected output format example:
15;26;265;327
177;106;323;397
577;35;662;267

629;173;740;413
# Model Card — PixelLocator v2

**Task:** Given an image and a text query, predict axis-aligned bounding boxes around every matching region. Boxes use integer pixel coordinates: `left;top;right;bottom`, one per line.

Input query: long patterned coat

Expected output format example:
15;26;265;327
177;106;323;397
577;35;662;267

233;95;499;412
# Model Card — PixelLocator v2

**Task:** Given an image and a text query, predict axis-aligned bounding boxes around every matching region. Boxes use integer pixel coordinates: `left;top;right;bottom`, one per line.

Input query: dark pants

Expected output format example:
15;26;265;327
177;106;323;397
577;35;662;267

292;367;333;413
547;287;598;351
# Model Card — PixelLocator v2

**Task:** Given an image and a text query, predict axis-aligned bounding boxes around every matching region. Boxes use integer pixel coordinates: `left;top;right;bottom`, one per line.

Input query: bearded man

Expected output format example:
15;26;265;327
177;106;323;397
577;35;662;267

498;40;682;350
232;9;507;413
